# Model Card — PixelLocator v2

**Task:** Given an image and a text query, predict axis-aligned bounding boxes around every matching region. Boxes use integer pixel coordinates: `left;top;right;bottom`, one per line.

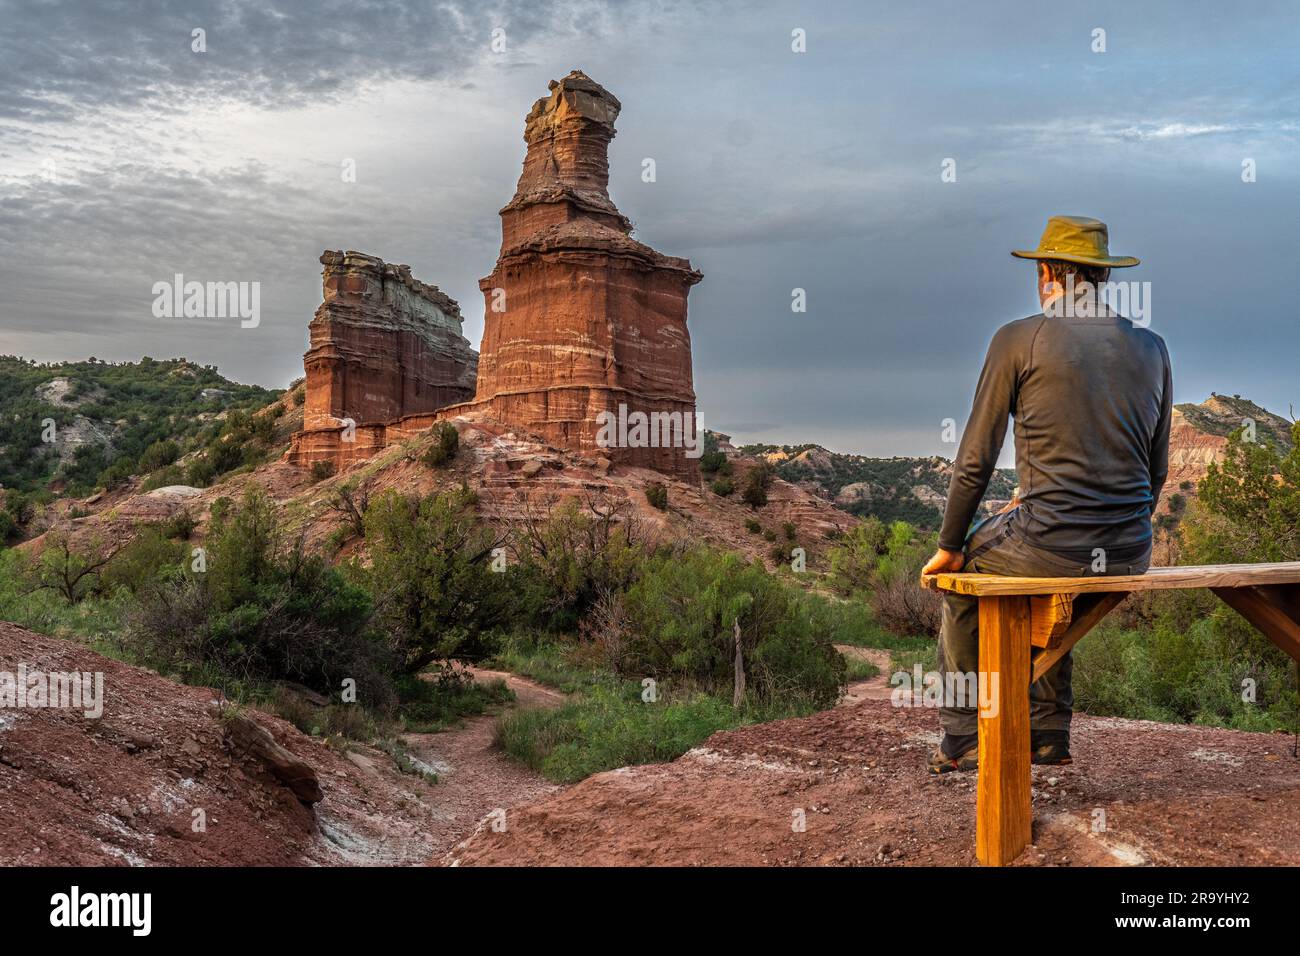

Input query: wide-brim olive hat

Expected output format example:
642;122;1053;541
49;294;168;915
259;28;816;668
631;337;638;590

1012;215;1139;268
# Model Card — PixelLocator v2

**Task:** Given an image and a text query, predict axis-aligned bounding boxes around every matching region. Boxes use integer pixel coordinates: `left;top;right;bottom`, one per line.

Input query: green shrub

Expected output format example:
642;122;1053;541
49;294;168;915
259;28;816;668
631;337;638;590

141;464;186;492
1062;424;1300;732
422;422;460;468
744;518;761;534
125;488;395;711
0;548;129;647
181;409;276;487
1;491;34;542
324;526;350;554
890;642;939;676
101;526;187;594
710;477;734;497
865;521;942;638
741;462;773;509
310;460;336;482
28;532;121;603
1191;422;1300;562
618;548;844;706
845;656;880;682
645;481;668;510
159;508;197;540
700;450;731;475
800;591;927;652
361;486;505;672
97;457;137;490
496;680;747;784
508;496;649;631
395;667;514;732
491;630;609;695
185;437;246;486
138;440;180;473
1073;607;1299;731
826;517;888;595
825;517;940;638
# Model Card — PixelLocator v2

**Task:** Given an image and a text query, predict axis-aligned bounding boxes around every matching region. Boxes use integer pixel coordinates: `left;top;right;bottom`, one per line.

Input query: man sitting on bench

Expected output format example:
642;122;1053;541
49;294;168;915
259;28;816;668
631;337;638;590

921;215;1173;773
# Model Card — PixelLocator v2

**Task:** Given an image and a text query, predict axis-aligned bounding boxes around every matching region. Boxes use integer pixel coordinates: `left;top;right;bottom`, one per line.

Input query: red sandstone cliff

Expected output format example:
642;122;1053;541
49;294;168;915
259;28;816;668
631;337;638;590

468;70;703;481
288;251;477;467
1162;394;1294;510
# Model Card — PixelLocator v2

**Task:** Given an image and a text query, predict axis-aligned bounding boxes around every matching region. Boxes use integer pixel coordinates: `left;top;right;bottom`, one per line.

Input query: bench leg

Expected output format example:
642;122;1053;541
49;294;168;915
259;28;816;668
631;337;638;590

976;595;1033;866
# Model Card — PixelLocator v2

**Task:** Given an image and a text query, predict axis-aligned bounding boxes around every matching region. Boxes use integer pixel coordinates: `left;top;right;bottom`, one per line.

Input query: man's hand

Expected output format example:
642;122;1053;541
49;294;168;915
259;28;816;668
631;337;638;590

921;548;965;576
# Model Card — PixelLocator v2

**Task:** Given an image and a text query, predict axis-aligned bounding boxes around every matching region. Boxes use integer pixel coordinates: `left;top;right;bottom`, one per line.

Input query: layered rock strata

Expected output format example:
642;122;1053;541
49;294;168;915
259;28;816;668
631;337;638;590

288;251;477;467
465;70;703;481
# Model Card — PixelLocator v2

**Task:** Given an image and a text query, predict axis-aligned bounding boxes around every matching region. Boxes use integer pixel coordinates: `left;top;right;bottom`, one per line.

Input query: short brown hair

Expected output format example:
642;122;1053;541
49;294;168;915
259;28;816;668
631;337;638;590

1041;258;1110;290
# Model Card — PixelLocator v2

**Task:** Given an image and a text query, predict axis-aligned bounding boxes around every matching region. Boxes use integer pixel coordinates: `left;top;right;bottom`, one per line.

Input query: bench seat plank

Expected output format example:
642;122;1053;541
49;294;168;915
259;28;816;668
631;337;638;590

921;561;1300;597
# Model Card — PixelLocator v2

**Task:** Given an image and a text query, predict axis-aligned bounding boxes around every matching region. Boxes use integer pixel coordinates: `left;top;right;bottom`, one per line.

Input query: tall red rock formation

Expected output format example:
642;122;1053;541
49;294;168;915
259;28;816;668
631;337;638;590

470;70;703;480
288;251;477;467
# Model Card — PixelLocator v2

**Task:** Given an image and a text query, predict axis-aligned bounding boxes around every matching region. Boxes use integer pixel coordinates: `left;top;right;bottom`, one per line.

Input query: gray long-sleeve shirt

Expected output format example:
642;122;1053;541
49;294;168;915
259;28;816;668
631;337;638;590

938;309;1173;556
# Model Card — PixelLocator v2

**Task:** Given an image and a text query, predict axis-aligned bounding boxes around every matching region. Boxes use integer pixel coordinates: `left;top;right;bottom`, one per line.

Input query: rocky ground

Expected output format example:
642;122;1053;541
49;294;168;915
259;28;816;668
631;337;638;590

5;617;1298;867
0;623;556;866
448;697;1300;867
26;414;856;570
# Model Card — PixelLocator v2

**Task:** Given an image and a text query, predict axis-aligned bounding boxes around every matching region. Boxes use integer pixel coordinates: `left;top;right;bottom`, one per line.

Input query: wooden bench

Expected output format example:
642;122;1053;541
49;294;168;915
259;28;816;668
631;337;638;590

920;562;1300;866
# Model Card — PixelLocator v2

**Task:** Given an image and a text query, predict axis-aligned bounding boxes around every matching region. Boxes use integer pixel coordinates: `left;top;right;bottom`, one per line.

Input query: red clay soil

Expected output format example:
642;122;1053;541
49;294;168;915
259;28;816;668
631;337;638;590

448;696;1300;867
8;614;1299;868
404;667;563;866
0;622;449;866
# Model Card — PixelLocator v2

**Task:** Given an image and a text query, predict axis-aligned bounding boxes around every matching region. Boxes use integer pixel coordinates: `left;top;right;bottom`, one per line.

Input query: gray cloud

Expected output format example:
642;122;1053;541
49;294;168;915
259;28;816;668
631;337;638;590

0;0;575;120
0;0;1296;458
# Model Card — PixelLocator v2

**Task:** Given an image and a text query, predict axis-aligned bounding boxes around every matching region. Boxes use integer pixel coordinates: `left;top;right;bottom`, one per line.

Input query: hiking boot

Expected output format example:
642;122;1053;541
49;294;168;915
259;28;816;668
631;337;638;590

1031;730;1072;766
929;733;978;774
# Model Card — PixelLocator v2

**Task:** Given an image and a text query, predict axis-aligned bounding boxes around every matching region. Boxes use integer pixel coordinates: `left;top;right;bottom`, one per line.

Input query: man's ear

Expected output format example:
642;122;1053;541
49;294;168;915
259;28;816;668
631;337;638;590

1037;261;1059;298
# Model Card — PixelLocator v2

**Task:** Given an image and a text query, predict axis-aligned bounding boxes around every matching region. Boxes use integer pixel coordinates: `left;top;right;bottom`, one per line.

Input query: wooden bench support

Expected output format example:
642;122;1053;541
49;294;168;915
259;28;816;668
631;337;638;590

1030;592;1127;683
1211;585;1300;661
1029;592;1073;648
922;563;1300;869
1256;583;1300;619
976;595;1032;866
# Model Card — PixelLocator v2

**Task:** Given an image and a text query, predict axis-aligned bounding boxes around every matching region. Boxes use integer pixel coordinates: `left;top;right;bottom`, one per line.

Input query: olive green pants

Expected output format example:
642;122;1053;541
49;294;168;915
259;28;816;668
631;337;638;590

937;508;1150;746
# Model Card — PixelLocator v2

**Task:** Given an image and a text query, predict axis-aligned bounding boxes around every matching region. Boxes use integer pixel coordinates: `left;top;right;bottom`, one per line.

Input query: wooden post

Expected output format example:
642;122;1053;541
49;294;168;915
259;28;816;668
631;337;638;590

976;595;1033;866
732;617;746;708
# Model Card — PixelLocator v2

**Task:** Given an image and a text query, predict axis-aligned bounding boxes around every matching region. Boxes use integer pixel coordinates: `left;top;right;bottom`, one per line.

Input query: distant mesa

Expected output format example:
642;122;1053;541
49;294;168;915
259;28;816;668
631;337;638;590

287;71;702;480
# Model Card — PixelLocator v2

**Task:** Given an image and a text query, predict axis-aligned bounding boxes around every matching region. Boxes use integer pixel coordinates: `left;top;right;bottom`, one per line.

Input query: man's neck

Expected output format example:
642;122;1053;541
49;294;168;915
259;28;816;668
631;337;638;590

1042;280;1110;318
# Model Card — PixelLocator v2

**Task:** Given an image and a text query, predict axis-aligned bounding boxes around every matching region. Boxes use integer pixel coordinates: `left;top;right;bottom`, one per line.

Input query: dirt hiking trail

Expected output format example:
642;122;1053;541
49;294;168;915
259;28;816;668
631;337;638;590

405;667;563;864
836;645;895;704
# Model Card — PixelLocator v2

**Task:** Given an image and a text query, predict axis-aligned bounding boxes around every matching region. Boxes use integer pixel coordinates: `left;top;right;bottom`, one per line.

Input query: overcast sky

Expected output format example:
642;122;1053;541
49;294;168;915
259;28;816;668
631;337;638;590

1;0;1296;457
